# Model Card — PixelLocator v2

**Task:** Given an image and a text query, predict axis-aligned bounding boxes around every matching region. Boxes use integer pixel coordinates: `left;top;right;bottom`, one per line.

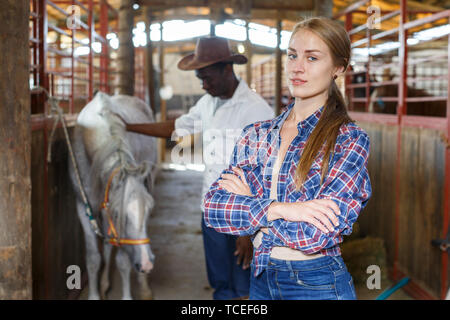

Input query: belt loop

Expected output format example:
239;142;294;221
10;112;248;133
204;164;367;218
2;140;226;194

287;260;295;279
331;255;343;268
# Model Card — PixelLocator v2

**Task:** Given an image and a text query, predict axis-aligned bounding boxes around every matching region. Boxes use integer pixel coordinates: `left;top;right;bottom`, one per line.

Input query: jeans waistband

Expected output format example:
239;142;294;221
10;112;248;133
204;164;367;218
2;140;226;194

267;255;345;272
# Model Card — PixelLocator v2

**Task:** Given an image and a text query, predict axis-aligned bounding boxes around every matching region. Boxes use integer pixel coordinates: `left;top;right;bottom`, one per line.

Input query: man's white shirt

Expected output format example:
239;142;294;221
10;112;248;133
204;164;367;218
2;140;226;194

174;79;275;209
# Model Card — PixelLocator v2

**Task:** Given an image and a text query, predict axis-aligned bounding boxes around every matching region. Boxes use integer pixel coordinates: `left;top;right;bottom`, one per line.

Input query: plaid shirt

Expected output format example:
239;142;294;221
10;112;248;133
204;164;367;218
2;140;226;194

203;103;372;276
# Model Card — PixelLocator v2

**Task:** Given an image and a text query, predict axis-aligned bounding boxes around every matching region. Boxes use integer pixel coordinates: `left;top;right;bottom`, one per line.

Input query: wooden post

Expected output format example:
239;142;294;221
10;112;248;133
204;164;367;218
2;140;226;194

144;7;156;112
210;8;218;36
440;15;450;301
159;22;166;162
394;0;408;281
275;19;282;116
0;0;32;299
245;20;253;87
117;0;135;95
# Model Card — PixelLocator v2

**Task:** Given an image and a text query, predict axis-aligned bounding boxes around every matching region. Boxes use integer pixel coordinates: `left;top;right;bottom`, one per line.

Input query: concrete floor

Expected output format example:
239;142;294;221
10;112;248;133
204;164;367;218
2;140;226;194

79;164;413;300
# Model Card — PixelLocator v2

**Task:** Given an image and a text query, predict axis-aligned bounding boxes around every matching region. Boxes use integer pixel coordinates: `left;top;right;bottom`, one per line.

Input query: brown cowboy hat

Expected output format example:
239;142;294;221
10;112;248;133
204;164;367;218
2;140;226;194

177;36;248;71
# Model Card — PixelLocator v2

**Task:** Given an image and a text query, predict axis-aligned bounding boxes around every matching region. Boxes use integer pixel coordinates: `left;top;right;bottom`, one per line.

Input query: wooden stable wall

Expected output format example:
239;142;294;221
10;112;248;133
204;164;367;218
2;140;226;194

0;0;32;300
358;121;447;299
31;127;85;299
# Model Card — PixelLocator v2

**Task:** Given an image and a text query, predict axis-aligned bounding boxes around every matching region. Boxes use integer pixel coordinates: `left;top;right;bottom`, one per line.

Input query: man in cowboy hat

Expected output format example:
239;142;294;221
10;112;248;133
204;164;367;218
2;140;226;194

120;36;274;299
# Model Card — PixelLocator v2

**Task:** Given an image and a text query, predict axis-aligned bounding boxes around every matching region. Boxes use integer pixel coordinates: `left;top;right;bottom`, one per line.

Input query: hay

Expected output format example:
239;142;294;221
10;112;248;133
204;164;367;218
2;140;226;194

341;236;388;285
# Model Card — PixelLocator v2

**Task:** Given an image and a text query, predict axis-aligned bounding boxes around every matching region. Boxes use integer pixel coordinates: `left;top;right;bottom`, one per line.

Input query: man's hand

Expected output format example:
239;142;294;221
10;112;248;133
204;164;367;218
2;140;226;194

234;235;253;270
111;112;128;126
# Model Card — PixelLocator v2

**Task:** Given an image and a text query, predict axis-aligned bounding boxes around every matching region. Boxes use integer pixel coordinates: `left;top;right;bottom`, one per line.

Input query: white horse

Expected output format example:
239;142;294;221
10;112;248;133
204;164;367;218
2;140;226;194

69;92;157;300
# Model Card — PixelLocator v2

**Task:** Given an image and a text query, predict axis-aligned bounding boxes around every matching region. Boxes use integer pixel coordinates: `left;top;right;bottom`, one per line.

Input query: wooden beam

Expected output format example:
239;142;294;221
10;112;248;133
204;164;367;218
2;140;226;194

245;19;252;86
158;20;166;162
117;0;135;95
140;0;314;11
144;7;156;111
146;9;309;23
0;0;32;299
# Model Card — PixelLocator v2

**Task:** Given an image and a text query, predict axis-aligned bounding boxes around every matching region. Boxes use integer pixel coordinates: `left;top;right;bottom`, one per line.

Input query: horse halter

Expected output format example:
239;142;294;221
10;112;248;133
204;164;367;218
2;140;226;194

100;166;151;247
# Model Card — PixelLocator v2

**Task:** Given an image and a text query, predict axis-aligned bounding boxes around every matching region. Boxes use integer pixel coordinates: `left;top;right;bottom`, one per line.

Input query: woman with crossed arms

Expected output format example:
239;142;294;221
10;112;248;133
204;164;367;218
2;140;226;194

203;17;372;300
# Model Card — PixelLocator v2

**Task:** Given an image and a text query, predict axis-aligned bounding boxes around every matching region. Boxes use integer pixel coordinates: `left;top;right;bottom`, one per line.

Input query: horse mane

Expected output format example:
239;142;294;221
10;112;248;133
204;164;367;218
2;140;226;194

90;102;153;237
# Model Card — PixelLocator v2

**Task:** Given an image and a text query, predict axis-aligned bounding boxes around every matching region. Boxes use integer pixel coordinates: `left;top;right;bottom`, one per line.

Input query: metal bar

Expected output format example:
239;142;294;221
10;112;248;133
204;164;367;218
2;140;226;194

73;56;89;64
46;0;70;17
88;0;93;100
100;0;109;93
407;75;447;83
275;19;282;116
70;0;75;113
47;46;71;57
333;0;370;19
348;111;398;126
406;96;447;102
72;0;88;12
30;37;42;44
345;12;353;111
30;11;40;19
93;32;107;44
365;8;372;113
403;10;450;31
32;0;39;86
353;97;399;103
351;27;399;48
408;54;448;66
348;10;400;36
48;22;71;38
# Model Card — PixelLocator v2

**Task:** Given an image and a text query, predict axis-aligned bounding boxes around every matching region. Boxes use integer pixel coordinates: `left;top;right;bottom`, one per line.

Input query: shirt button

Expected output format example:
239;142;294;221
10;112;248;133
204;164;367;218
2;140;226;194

210;151;215;156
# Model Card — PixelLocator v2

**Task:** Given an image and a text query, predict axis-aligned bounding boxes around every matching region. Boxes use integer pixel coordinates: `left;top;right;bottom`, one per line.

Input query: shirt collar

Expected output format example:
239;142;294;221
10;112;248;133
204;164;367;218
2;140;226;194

217;77;247;106
272;103;324;133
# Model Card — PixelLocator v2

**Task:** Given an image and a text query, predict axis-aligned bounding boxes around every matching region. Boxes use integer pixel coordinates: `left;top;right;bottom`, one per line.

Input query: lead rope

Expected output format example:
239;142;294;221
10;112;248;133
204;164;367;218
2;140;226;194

32;86;103;237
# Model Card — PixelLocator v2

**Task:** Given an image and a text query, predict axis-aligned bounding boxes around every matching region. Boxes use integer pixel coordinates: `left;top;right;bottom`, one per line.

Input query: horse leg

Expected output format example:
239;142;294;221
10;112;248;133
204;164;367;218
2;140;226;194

100;243;113;299
137;272;153;300
115;248;133;300
76;201;102;300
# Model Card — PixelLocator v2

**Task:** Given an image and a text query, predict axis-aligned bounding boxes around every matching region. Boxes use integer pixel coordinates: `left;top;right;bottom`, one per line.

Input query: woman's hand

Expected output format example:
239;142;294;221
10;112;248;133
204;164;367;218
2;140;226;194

268;199;341;234
218;167;253;197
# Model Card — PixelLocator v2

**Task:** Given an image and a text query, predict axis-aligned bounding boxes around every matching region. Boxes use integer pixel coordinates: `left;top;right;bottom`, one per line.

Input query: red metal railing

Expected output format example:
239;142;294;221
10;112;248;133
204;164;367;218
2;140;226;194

335;0;449;300
29;0;118;299
30;0;118;123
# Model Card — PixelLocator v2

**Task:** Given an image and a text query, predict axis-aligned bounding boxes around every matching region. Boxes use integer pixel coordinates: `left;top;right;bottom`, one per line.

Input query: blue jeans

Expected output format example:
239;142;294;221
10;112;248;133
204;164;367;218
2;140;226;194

250;255;357;300
201;216;250;300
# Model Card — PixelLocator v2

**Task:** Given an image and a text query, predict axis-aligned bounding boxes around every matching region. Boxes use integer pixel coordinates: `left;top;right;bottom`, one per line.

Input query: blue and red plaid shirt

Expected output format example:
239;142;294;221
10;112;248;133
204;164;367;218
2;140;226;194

203;103;372;276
